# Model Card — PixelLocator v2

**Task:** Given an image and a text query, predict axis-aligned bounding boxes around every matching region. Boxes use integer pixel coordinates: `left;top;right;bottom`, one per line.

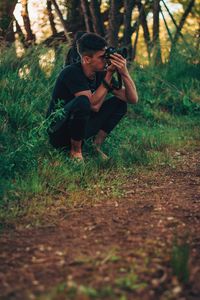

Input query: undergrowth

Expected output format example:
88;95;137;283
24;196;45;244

0;44;199;223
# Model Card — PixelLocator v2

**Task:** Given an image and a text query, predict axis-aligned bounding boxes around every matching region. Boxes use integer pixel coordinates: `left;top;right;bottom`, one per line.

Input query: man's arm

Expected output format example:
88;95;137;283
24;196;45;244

75;70;114;112
75;53;138;110
109;54;138;104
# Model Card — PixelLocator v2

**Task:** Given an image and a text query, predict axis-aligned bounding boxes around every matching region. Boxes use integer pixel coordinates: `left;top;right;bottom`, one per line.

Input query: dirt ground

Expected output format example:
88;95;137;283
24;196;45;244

0;148;200;300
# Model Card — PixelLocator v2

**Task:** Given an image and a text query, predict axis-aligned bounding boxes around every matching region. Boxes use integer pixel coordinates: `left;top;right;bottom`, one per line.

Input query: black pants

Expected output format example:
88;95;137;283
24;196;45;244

48;95;127;149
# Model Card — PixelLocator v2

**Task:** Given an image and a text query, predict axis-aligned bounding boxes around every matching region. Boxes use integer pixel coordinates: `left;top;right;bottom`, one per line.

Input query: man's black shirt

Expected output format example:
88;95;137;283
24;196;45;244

47;62;105;116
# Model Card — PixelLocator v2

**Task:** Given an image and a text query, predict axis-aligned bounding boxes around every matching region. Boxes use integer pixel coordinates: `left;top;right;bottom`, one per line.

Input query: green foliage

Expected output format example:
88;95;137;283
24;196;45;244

115;272;147;291
0;45;200;218
171;239;190;283
38;274;145;299
132;54;200;116
39;280;115;300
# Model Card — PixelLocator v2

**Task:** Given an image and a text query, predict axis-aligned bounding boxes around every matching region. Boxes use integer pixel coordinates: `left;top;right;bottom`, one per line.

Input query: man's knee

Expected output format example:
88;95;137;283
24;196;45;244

111;96;127;115
119;100;127;115
74;95;91;113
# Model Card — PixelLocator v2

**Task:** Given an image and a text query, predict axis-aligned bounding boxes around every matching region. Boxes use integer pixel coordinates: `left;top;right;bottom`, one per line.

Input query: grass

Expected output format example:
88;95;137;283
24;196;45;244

38;281;115;300
171;237;190;284
37;272;147;300
0;44;200;224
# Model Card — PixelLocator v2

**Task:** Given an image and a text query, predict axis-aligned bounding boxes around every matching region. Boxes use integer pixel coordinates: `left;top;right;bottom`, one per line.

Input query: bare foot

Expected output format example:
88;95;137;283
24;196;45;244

70;139;83;161
93;145;109;161
70;152;84;161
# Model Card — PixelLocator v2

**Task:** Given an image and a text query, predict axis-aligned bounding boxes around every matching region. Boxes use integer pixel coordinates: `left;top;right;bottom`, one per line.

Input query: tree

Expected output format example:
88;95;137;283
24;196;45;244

132;21;140;60
0;0;17;44
89;0;105;36
152;0;162;65
107;0;123;47
65;0;86;35
80;0;94;32
50;0;71;43
47;0;57;36
14;16;26;45
137;0;152;60
170;0;196;56
123;0;136;57
21;0;36;46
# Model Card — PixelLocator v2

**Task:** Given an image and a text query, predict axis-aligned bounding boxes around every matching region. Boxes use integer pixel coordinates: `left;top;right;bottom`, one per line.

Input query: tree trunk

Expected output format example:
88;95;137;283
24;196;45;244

171;0;195;50
50;0;71;43
132;24;140;61
161;0;187;45
89;0;105;36
65;0;85;35
196;24;200;52
0;0;17;44
21;0;36;46
152;0;162;65
160;7;173;43
137;0;151;60
123;0;136;58
47;0;57;36
80;0;94;32
107;0;123;47
14;16;26;45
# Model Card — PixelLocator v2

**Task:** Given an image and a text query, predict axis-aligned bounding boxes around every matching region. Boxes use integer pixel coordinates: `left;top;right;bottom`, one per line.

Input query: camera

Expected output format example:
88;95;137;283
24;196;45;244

103;46;128;90
104;46;128;59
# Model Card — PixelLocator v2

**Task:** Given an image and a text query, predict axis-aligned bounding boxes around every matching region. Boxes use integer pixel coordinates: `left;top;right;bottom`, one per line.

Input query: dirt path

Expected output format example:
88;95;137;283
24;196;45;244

0;148;200;300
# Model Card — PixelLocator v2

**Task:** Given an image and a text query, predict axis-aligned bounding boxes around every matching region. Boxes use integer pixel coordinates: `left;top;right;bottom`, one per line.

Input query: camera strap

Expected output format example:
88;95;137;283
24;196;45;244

112;71;122;90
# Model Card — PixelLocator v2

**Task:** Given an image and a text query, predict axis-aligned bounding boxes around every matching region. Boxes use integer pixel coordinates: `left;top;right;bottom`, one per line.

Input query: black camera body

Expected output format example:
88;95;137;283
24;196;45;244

104;46;128;59
103;46;128;90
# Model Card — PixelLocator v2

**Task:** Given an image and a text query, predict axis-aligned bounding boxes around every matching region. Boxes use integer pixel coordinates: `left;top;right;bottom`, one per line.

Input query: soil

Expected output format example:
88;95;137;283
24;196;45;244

0;148;200;300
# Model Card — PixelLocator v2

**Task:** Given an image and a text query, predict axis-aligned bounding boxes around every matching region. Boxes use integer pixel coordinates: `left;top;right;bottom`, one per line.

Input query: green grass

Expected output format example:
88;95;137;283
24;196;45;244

0;44;200;224
38;281;115;300
171;237;190;284
37;272;146;300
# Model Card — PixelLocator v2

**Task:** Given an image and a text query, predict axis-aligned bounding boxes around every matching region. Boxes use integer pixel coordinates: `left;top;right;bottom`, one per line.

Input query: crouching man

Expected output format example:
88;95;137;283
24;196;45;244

46;33;138;160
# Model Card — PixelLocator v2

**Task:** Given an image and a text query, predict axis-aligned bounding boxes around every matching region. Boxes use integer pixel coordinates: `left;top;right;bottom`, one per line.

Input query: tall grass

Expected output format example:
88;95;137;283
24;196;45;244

0;44;200;221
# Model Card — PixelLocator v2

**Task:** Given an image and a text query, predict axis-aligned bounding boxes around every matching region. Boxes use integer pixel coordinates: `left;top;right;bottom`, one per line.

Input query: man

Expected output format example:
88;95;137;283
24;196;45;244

47;33;138;160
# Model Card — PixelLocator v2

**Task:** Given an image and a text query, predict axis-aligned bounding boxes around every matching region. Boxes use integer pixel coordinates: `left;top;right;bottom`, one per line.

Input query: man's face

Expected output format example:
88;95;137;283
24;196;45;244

89;49;107;71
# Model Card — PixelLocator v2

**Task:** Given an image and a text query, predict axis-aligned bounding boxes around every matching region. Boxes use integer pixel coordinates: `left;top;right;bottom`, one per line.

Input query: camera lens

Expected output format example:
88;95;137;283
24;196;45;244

117;48;128;59
104;46;127;59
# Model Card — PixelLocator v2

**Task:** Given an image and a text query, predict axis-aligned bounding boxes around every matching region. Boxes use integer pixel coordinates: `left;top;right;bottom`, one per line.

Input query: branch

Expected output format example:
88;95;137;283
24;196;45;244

80;0;93;32
173;0;195;44
89;0;105;36
160;7;173;43
136;0;151;59
161;0;187;43
132;23;140;60
50;0;71;43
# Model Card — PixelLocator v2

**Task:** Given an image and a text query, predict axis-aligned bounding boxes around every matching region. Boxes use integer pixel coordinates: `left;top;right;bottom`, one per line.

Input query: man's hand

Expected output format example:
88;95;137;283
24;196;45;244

108;53;138;104
106;61;116;74
109;53;129;77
